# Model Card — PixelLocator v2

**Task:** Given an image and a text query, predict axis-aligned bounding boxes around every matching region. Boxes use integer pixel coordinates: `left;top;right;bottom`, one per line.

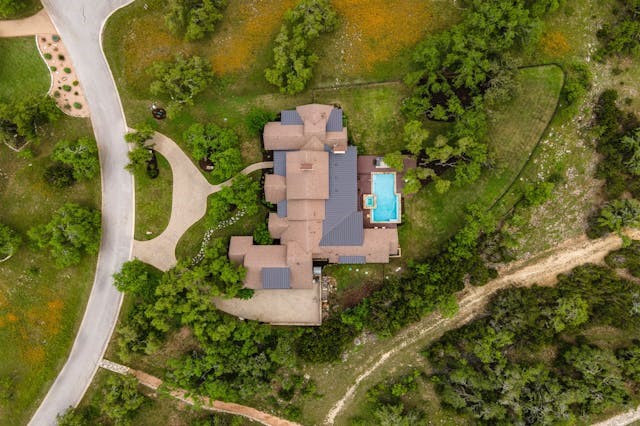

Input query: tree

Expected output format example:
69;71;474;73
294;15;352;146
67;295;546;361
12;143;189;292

403;120;430;156
183;123;243;182
125;146;153;175
0;0;26;18
0;95;59;148
124;122;155;146
100;374;144;425
148;55;213;115
596;0;640;58
52;137;100;180
113;259;161;300
165;0;227;41
597;199;640;235
206;174;260;226
56;407;87;426
28;203;101;268
0;223;21;260
383;151;404;171
622;129;640;176
265;0;337;94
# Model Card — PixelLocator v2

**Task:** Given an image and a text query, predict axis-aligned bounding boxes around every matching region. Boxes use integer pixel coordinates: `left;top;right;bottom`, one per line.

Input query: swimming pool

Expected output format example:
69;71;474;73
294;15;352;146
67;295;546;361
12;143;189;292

371;173;401;223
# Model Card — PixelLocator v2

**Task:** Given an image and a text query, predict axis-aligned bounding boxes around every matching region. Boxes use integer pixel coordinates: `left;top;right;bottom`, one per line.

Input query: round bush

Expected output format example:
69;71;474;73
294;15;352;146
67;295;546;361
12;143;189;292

72;80;79;86
53;90;61;98
57;54;65;61
43;53;52;60
64;67;72;74
52;35;60;42
62;85;72;92
50;66;57;72
73;102;82;109
44;164;75;188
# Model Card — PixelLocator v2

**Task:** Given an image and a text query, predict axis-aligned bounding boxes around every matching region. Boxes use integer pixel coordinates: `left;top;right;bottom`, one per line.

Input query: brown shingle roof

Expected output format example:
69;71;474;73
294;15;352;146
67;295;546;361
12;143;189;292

285;150;329;200
264;174;286;203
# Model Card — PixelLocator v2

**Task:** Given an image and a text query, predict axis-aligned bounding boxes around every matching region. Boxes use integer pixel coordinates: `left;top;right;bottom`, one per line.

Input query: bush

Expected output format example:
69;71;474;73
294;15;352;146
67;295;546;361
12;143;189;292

43;53;52;60
72;80;79;86
253;222;273;245
50;66;57;72
73;102;82;109
64;67;71;73
43;163;76;188
62;85;72;92
561;62;592;106
53;90;60;98
246;107;276;136
165;0;228;41
265;0;337;94
57;54;65;60
0;223;21;260
52;35;60;42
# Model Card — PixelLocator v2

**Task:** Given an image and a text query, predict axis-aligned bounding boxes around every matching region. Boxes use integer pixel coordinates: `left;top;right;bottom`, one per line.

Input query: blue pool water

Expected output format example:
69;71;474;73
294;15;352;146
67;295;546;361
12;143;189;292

372;173;400;223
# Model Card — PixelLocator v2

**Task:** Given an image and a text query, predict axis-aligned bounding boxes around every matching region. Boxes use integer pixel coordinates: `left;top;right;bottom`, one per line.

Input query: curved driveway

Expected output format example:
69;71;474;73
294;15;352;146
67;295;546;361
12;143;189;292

29;1;134;425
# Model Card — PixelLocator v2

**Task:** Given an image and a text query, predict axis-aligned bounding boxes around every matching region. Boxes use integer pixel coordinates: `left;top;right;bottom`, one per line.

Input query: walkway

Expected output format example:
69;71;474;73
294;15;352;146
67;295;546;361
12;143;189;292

132;131;272;271
325;229;640;424
0;9;54;37
28;1;135;425
98;359;301;426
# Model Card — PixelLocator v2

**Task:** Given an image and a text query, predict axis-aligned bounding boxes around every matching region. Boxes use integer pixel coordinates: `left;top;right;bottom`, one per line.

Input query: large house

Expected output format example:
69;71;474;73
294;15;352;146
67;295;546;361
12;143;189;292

228;104;403;293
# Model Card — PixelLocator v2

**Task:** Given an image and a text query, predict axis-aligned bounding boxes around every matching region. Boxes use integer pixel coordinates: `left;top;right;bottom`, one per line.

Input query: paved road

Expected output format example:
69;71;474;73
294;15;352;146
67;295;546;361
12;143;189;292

29;1;134;425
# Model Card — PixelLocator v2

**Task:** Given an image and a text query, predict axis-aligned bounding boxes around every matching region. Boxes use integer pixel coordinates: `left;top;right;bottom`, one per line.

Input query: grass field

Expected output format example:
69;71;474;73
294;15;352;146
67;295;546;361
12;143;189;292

0;37;49;102
399;65;564;260
0;116;99;425
134;153;172;241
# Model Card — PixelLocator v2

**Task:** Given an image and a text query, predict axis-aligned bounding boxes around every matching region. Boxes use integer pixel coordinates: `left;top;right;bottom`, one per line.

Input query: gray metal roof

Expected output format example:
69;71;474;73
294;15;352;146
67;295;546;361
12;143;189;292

338;255;366;264
277;200;288;217
281;110;303;125
320;146;364;246
273;150;287;176
326;108;343;132
262;267;291;289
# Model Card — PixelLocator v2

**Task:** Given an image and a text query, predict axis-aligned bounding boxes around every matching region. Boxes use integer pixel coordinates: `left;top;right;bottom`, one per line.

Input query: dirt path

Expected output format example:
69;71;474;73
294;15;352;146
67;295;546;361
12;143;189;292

325;229;640;424
99;359;300;426
593;406;640;426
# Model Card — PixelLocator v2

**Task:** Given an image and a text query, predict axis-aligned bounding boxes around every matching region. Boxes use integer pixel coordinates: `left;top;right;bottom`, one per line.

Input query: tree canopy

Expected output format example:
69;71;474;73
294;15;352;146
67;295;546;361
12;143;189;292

183;123;243;182
0;0;27;18
27;203;101;268
0;95;59;148
265;0;337;94
52;137;100;180
148;55;213;115
165;0;227;41
206;173;261;226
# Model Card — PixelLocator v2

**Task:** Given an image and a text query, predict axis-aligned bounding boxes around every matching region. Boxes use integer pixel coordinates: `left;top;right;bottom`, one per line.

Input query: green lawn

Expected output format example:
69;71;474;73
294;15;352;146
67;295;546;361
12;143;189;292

0;116;99;425
0;37;49;102
400;65;565;260
134;153;172;241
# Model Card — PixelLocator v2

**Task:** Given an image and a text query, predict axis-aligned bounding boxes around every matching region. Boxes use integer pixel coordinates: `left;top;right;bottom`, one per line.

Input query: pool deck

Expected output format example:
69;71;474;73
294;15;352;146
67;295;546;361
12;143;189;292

357;156;416;229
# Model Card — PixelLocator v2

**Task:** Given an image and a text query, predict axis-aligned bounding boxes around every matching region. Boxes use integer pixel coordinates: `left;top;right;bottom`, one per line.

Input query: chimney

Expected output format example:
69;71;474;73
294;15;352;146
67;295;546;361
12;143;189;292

300;162;313;171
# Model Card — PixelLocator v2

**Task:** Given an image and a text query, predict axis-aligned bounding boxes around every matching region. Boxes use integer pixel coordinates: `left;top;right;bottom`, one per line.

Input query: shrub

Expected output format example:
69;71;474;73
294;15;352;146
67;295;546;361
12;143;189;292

73;102;82;109
72;80;79;86
62;85;72;92
43;53;52;60
50;66;57;72
52;35;60;42
64;67;72;73
246;107;276;136
43;163;76;188
0;224;21;260
57;54;65;60
561;62;592;106
53;90;60;98
253;222;273;245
